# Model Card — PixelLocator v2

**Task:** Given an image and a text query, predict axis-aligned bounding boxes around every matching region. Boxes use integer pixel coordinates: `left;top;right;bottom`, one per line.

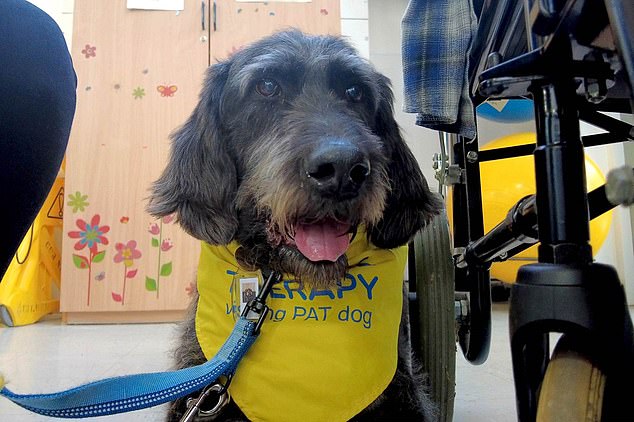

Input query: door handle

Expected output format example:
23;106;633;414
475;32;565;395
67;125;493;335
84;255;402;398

212;1;217;31
201;1;206;31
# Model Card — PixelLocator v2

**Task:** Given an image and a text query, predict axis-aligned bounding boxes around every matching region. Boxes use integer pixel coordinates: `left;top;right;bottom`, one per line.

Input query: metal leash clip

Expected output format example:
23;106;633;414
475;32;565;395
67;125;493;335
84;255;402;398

241;271;282;334
180;379;231;422
179;271;282;421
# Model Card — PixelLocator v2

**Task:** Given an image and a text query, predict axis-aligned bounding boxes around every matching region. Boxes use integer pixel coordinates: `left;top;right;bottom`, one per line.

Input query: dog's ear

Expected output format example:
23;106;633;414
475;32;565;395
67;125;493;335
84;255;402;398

369;76;443;249
147;62;238;245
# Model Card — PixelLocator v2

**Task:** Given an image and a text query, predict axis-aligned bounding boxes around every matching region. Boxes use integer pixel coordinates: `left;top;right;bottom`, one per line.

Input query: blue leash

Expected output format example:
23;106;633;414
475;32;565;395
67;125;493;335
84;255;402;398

0;271;281;419
0;317;256;418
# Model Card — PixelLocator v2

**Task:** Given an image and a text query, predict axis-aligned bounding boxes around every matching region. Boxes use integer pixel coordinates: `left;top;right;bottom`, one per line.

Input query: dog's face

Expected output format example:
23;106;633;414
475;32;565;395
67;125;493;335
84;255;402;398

149;30;440;286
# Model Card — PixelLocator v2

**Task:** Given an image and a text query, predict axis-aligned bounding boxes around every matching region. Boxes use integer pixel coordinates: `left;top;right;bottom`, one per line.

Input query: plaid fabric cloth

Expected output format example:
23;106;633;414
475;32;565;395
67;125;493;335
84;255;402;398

402;0;478;139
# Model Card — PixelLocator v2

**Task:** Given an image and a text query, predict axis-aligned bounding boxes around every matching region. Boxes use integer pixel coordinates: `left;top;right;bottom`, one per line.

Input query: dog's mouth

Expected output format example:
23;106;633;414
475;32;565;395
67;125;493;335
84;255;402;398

291;218;352;262
266;217;354;263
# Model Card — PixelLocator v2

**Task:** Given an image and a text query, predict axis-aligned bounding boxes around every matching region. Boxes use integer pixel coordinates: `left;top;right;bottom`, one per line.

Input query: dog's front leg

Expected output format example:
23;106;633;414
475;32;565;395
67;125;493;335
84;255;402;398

166;297;250;422
166;299;207;421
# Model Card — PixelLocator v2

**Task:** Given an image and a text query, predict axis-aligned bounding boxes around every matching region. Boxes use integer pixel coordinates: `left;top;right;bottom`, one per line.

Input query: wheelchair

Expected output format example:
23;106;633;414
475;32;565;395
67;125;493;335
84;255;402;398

407;0;634;420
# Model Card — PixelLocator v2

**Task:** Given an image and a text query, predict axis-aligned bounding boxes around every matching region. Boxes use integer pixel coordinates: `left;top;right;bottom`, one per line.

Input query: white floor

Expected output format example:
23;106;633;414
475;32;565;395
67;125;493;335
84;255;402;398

0;303;520;421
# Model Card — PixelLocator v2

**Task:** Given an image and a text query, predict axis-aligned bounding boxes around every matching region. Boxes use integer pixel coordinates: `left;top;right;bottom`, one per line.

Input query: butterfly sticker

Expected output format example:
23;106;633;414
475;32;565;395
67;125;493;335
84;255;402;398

157;85;178;97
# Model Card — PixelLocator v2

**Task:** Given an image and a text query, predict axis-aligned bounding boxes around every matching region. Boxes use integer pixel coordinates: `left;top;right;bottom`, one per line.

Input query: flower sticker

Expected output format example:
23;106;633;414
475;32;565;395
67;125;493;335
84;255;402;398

132;87;145;99
112;240;142;305
148;222;160;235
67;214;110;306
146;216;175;298
67;191;90;213
114;240;142;267
81;44;96;58
68;214;110;253
228;45;244;57
160;239;174;252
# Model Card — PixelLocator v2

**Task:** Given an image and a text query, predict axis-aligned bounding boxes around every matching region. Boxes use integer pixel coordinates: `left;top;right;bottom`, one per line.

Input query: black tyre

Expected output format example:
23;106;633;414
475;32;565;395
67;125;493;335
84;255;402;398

411;210;456;421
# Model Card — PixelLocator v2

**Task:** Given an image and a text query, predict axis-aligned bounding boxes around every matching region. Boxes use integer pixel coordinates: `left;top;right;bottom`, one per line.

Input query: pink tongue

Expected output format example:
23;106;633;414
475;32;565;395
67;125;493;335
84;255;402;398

294;220;351;262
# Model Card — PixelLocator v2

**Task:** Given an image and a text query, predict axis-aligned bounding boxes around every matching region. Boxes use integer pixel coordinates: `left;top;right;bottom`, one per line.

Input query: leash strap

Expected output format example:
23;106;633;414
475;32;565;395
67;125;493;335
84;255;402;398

0;317;257;418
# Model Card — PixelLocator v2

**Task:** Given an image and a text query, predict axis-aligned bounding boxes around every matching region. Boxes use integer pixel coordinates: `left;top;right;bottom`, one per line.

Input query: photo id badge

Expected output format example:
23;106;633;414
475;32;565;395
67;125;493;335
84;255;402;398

230;271;263;320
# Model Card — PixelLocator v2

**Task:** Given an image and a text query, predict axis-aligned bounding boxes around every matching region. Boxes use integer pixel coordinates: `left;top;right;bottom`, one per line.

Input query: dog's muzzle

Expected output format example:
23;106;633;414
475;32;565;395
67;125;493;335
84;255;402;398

304;138;370;200
291;138;371;262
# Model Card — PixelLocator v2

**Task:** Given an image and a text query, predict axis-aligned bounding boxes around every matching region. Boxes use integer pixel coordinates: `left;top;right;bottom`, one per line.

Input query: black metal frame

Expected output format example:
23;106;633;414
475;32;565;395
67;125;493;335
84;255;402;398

449;0;634;420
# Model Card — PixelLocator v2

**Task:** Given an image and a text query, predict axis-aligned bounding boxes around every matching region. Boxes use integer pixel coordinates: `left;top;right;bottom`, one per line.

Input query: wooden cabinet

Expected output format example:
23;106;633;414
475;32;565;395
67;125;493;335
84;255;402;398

61;0;340;323
211;0;340;61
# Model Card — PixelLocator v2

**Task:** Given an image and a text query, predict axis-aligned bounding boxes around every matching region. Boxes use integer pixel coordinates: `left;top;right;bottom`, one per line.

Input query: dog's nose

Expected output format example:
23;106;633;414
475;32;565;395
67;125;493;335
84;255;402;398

305;139;370;198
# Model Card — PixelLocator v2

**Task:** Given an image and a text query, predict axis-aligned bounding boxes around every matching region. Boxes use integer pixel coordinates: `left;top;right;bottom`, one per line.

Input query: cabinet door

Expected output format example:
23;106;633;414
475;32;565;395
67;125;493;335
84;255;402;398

211;0;340;61
61;0;208;322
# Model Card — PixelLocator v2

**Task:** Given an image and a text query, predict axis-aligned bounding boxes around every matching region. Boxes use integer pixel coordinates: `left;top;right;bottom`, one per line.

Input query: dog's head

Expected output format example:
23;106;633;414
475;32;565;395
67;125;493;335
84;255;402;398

148;30;441;286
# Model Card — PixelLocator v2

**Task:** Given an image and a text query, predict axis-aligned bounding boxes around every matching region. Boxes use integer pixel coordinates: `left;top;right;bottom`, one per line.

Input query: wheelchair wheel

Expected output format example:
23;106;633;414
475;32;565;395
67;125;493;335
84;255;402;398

537;336;606;422
411;210;456;421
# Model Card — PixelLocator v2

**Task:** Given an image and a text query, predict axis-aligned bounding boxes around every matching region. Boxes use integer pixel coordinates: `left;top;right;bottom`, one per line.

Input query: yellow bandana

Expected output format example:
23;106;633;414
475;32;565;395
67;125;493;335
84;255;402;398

195;229;407;422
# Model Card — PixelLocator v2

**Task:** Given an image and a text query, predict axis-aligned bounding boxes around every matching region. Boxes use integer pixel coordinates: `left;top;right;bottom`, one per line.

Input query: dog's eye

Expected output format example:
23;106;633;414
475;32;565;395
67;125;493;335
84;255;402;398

256;79;281;97
345;85;363;102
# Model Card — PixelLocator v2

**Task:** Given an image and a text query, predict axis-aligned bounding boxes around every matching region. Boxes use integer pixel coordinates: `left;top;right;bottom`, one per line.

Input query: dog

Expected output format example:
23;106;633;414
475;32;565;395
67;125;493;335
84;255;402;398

149;29;442;421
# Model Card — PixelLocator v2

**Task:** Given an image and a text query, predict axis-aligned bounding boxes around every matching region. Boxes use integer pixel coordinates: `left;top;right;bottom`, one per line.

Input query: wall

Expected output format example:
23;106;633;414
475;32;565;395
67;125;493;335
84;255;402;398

367;0;440;185
582;119;634;301
340;0;369;58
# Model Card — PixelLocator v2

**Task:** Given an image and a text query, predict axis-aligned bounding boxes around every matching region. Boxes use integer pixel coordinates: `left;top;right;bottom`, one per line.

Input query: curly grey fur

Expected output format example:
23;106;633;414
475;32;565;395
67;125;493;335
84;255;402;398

150;30;442;421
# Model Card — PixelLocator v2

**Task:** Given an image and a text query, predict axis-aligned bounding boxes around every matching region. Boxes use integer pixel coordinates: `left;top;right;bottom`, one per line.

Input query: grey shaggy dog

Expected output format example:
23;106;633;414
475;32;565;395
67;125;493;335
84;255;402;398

149;30;442;421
